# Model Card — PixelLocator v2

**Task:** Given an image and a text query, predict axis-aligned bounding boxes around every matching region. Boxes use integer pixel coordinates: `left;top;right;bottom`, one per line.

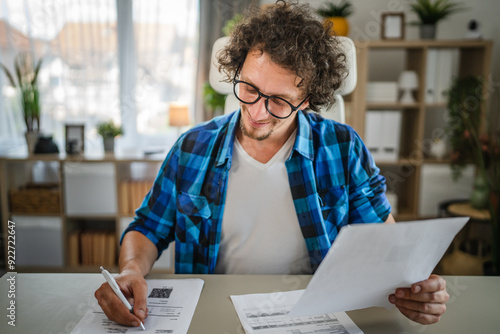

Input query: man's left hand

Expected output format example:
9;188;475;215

389;274;449;325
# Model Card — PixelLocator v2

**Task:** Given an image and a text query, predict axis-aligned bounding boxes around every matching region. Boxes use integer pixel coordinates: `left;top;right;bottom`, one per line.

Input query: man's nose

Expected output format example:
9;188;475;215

247;97;268;120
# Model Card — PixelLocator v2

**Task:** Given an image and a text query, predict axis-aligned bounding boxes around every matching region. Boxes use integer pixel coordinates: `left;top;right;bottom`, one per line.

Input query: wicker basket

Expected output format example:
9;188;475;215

9;183;61;214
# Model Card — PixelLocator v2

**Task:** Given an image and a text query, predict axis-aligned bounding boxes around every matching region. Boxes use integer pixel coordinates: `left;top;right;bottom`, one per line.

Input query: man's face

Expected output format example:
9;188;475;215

237;49;309;142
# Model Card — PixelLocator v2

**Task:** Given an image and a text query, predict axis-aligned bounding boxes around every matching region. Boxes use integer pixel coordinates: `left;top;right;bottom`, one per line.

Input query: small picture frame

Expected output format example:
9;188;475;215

381;12;405;40
65;124;85;154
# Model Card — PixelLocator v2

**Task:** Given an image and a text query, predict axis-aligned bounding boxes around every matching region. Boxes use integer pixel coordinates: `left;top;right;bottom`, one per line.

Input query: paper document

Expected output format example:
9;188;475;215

288;217;468;316
72;278;204;334
231;289;362;334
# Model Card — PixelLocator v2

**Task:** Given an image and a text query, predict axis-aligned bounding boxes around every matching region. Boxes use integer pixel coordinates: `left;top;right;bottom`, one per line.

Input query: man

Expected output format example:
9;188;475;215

95;1;449;328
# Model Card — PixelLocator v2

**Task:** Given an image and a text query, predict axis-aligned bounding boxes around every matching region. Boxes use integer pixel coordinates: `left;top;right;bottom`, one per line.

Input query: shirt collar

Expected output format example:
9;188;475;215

292;110;314;161
216;109;314;167
216;110;240;167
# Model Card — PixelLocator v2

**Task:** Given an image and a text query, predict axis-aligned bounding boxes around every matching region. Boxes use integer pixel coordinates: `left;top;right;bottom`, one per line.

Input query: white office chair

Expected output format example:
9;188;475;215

208;36;357;123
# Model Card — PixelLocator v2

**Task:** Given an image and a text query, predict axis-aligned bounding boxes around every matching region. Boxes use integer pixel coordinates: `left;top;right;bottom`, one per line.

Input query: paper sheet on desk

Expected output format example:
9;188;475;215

288;217;468;317
71;278;204;334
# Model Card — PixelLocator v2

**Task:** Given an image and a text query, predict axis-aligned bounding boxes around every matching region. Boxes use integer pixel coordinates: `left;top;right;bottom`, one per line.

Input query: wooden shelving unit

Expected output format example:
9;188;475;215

345;39;493;220
0;151;174;273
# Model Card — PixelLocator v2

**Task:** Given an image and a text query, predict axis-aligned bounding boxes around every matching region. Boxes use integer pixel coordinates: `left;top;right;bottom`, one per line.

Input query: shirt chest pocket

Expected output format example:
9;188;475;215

176;192;212;244
318;185;349;228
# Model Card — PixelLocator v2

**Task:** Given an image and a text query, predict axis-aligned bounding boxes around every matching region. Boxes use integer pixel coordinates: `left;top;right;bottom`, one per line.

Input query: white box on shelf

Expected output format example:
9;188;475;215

119;217;174;270
64;163;117;215
365;110;401;162
13;215;64;267
366;82;398;103
434;49;459;103
379;110;402;162
418;164;475;217
365;111;384;160
425;49;438;103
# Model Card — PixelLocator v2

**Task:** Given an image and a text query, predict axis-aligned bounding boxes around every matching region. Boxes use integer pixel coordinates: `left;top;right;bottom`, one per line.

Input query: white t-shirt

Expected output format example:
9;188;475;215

215;130;312;274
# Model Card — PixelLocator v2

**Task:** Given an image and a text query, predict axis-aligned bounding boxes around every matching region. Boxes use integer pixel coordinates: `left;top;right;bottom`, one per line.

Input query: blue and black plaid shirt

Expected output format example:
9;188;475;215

123;110;391;274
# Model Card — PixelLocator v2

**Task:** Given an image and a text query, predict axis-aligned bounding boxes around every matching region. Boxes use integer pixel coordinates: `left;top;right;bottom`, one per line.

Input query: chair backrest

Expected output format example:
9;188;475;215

208;36;357;123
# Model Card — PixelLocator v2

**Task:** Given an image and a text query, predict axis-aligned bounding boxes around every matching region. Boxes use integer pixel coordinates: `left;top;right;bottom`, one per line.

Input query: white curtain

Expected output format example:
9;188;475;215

0;0;198;153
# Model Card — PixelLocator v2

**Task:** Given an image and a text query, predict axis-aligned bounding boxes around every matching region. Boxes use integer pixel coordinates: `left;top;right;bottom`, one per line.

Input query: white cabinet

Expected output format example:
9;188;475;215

64;163;117;215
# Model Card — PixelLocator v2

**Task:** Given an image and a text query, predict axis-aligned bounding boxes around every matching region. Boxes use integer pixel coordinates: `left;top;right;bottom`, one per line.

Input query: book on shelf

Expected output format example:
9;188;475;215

119;179;154;215
78;231;117;266
68;230;81;266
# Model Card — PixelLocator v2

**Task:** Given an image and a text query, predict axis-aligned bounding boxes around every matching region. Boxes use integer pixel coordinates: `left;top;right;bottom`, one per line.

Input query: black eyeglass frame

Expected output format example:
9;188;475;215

232;64;308;119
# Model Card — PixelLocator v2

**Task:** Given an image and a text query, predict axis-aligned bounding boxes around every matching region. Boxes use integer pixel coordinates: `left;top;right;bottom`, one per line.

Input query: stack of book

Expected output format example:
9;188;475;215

119;179;154;215
68;230;116;266
366;82;398;103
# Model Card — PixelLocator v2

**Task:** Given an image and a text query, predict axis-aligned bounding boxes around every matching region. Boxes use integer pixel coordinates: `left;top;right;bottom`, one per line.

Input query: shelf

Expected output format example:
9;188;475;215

366;102;420;109
10;212;62;217
357;39;493;49
375;158;421;166
351;39;492;220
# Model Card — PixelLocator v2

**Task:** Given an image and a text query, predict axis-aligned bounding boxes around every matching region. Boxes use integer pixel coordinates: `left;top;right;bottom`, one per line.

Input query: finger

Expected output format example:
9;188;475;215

95;283;143;327
392;297;447;316
395;304;442;325
393;287;449;303
129;278;148;322
412;274;447;294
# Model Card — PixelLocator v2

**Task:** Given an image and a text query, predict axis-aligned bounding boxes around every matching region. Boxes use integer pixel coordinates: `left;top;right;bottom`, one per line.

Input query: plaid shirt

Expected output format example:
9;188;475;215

123;110;391;274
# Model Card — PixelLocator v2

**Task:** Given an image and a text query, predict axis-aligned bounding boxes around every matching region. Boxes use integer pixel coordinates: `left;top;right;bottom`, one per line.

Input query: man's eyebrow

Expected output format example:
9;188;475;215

240;75;295;101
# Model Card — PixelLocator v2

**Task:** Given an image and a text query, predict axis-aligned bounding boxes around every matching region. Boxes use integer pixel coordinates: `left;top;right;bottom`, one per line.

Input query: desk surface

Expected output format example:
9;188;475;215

0;274;498;334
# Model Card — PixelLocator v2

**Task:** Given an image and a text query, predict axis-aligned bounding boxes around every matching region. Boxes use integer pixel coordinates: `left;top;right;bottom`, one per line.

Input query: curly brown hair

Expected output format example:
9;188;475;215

217;0;347;112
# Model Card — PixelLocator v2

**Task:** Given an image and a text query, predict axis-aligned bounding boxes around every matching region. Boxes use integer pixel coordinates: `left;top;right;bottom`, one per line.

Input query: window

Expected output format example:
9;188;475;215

0;0;198;153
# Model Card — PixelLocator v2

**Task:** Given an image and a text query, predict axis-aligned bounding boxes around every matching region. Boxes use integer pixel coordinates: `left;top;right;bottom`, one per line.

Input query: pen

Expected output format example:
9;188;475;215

100;266;146;331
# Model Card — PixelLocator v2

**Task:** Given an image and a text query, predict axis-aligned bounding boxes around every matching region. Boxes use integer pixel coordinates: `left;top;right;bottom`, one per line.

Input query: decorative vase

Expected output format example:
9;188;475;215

103;137;115;152
420;24;436;39
429;140;447;160
470;171;489;209
25;131;39;155
326;17;349;36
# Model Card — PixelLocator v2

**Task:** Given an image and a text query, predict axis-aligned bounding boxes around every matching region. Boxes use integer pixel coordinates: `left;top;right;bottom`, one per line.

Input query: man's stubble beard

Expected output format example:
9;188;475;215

239;105;278;141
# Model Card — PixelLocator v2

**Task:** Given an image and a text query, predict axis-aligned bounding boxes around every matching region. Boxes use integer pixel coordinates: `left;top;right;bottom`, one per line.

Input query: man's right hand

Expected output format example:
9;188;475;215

94;269;148;327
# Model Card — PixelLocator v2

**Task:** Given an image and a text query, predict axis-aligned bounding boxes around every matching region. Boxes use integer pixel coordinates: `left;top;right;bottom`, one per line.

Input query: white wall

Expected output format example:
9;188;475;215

261;0;500;88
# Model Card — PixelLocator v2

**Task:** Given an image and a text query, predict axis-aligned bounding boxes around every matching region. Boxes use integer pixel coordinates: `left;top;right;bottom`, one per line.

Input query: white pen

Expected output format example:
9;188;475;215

100;266;146;331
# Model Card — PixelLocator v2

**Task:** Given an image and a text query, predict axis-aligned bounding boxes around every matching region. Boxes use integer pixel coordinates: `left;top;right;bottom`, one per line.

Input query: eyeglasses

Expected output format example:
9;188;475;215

232;64;308;119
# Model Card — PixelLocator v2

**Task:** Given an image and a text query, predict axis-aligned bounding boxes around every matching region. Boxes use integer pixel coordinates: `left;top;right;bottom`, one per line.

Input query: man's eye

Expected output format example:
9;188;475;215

271;98;286;106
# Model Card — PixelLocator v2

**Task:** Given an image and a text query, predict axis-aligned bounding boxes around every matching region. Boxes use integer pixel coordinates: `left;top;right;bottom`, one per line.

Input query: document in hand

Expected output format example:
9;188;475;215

72;279;204;334
287;217;468;316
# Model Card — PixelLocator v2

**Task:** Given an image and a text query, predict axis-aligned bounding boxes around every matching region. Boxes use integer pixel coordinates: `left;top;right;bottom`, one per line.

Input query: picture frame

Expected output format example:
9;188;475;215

65;124;85;154
381;12;405;40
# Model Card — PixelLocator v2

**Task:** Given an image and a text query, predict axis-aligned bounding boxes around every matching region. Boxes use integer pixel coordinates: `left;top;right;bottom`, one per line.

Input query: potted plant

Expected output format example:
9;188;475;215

96;121;123;152
1;52;43;154
409;0;465;39
203;82;226;117
317;0;354;36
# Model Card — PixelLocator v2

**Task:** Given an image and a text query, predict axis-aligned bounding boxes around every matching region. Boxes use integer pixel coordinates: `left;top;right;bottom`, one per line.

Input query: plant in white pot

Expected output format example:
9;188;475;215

96;121;123;152
1;52;43;154
409;0;465;39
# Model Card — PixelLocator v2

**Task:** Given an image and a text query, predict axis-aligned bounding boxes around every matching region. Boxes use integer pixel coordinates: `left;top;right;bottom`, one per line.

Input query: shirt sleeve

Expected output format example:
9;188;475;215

120;143;181;258
347;130;392;224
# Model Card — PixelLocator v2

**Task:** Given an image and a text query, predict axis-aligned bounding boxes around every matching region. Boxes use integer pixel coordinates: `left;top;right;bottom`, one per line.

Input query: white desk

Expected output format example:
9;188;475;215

0;274;498;333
